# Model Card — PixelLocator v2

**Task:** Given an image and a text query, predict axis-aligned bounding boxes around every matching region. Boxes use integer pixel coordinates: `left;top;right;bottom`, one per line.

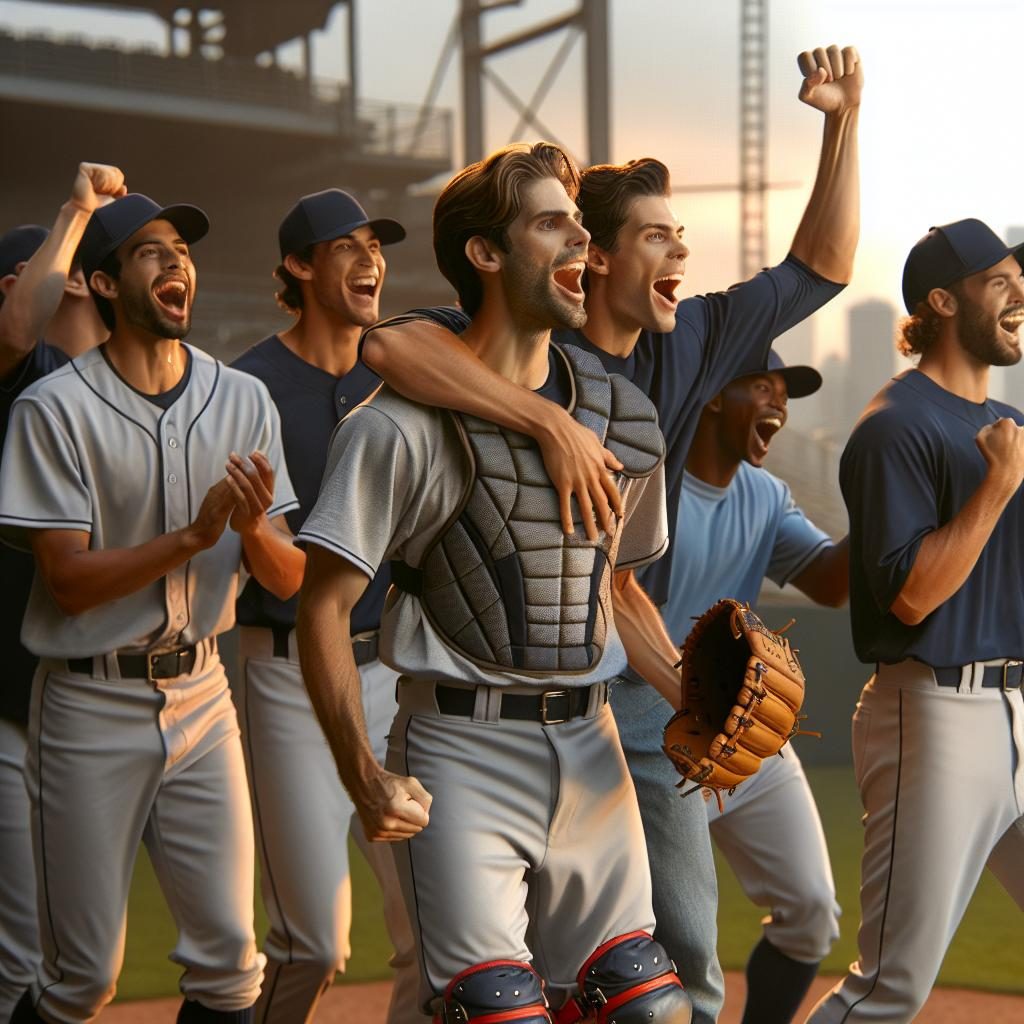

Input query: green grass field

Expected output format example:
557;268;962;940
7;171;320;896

116;765;1022;1002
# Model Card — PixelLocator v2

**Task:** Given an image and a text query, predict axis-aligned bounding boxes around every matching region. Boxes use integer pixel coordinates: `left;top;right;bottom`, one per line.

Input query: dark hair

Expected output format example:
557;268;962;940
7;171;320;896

274;244;315;314
90;251;121;330
577;158;671;252
896;280;964;358
433;141;580;316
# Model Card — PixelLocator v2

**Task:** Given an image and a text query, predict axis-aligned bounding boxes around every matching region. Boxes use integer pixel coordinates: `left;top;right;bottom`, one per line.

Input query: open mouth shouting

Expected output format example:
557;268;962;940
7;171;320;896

999;305;1024;340
752;413;785;458
552;260;586;304
152;276;190;323
652;274;684;311
347;273;380;302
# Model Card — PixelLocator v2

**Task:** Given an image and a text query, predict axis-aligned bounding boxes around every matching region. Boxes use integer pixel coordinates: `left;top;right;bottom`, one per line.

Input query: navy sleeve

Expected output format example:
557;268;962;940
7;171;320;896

361;306;471;352
675;254;845;404
839;411;937;614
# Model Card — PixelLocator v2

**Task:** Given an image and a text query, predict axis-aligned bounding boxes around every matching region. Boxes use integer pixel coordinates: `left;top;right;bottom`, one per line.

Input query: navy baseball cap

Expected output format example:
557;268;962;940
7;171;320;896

278;188;405;259
78;193;209;280
901;218;1024;313
0;225;49;277
729;350;822;399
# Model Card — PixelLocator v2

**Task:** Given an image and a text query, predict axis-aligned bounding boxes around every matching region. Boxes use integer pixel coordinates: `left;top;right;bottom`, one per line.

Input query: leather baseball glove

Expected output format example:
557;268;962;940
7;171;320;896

663;599;809;809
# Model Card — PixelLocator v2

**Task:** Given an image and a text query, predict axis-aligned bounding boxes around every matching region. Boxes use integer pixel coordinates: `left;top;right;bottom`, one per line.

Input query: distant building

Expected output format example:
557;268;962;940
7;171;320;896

845;299;896;428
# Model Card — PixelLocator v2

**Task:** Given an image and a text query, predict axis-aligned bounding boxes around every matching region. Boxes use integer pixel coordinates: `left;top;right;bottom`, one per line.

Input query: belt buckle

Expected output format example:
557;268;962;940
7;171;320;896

147;652;162;683
540;690;570;725
1002;659;1023;692
148;648;184;682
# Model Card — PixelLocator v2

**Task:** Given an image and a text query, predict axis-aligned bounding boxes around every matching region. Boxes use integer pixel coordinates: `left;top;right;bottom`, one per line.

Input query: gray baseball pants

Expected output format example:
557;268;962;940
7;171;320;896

805;659;1024;1023
385;678;657;1017
0;718;39;1019
24;645;264;1023
235;627;419;1024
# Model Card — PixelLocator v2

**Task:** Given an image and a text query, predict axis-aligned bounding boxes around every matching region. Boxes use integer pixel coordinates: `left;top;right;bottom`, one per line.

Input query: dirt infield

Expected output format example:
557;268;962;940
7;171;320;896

102;973;1024;1022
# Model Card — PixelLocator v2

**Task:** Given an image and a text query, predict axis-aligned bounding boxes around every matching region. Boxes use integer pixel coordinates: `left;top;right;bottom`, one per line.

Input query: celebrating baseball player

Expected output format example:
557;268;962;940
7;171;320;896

669;350;848;1024
0;164;119;1022
805;221;1024;1023
230;188;418;1024
296;141;692;1022
0;192;304;1023
359;43;861;1024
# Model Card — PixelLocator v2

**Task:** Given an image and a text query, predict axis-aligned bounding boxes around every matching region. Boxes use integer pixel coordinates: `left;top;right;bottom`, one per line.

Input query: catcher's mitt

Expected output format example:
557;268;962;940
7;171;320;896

663;599;809;809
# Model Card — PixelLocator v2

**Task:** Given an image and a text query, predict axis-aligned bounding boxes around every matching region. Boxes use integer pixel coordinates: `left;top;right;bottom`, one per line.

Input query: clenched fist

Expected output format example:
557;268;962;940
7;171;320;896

798;45;863;115
976;417;1024;495
70;162;127;214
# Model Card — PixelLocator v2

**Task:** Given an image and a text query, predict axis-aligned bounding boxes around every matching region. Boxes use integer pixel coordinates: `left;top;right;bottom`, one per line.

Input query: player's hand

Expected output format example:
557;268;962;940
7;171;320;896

797;45;863;115
187;478;235;550
69;162;127;214
357;769;433;842
226;451;275;535
538;404;624;540
976;418;1024;495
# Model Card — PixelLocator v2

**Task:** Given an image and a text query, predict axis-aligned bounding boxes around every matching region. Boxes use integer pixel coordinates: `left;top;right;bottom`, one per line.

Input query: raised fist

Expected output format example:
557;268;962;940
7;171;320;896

798;45;863;115
70;162;127;214
976;417;1024;493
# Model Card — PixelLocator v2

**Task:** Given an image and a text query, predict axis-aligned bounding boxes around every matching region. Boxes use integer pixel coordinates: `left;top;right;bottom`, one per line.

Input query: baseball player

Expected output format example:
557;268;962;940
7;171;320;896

0;192;304;1023
0;164;120;1022
359;44;862;1024
805;222;1024;1024
230;188;419;1024
296;141;692;1023
670;350;848;1024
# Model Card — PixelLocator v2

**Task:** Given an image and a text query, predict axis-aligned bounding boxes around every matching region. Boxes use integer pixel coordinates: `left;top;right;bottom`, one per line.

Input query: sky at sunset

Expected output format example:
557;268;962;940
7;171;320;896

3;0;1021;392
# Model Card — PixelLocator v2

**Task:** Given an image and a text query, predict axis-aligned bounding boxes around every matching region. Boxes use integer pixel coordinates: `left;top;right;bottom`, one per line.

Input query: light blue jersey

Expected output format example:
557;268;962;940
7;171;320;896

661;463;831;644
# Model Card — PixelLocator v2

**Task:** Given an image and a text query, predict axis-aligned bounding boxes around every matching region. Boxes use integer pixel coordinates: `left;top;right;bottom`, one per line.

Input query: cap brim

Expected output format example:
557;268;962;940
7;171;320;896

777;365;822;399
302;216;406;251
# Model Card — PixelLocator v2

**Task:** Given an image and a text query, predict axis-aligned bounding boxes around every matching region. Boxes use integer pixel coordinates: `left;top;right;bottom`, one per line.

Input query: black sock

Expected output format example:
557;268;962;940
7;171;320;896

741;937;820;1024
176;1000;255;1023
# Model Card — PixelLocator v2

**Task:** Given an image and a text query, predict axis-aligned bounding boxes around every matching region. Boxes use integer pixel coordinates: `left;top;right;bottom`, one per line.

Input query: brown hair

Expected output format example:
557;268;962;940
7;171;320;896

433;141;580;316
274;244;315;314
897;280;963;358
578;158;671;252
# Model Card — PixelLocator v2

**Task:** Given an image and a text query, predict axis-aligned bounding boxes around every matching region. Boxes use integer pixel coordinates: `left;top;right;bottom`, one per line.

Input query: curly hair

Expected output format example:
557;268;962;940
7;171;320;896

433;142;580;316
897;280;964;358
577;158;672;252
274;244;315;315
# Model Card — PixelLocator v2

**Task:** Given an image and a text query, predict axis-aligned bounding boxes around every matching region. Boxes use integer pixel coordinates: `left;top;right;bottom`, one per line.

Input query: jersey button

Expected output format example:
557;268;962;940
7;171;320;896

168;438;179;449
339;396;347;406
168;473;178;484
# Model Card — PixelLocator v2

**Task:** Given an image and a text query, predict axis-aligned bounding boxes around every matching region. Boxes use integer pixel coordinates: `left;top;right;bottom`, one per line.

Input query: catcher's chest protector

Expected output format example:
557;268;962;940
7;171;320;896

394;343;664;674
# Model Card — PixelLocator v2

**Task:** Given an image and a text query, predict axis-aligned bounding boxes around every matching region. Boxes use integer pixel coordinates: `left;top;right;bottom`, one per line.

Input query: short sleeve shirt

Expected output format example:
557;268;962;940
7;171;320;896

660;464;832;643
840;369;1024;666
231;335;388;635
297;372;669;688
0;344;299;658
0;341;70;723
367;256;844;604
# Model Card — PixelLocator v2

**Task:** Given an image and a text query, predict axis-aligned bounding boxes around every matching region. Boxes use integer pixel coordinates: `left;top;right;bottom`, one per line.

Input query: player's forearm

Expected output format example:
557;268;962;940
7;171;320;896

612;571;682;709
32;526;208;617
792;536;850;608
891;472;1017;625
0;202;92;372
296;588;381;799
788;107;860;284
239;516;305;601
364;321;563;439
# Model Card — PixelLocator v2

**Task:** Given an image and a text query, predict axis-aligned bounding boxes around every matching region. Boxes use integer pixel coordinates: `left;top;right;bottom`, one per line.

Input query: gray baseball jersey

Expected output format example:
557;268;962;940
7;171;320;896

0;345;298;656
297;385;669;687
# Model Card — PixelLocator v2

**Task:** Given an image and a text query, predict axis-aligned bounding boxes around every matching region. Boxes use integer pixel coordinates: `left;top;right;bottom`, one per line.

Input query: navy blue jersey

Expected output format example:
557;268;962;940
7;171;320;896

372;254;842;603
841;370;1024;666
232;335;388;634
0;340;70;725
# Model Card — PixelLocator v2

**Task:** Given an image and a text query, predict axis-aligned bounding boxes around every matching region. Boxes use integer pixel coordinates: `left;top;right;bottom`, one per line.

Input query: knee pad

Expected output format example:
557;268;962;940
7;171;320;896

558;932;691;1024
436;960;551;1023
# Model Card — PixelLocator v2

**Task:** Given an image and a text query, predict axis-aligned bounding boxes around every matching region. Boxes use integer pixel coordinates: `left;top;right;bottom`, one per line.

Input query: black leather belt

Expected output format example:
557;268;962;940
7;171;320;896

271;625;378;666
934;660;1024;691
67;644;199;681
435;683;600;724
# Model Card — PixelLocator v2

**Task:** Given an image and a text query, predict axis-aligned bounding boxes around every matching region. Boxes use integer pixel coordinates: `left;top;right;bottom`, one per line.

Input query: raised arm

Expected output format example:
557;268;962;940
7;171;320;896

788;45;862;284
0;163;125;377
296;546;432;841
363;319;623;540
611;569;682;709
890;419;1024;625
